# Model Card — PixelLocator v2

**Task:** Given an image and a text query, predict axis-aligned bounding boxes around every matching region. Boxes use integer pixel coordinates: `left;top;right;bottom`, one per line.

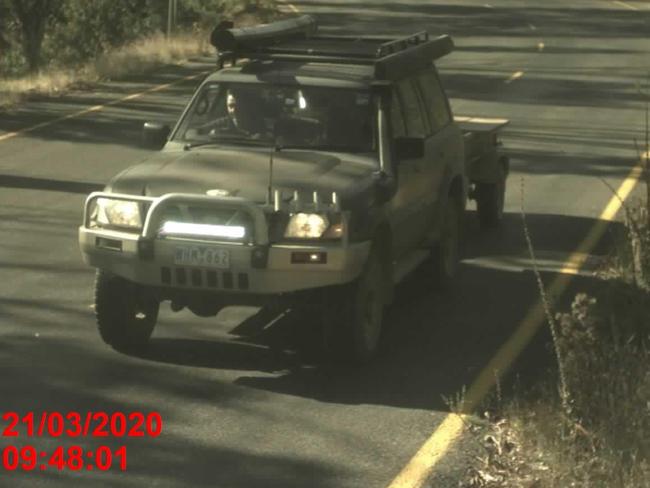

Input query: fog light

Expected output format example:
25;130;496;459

96;237;122;251
291;251;327;264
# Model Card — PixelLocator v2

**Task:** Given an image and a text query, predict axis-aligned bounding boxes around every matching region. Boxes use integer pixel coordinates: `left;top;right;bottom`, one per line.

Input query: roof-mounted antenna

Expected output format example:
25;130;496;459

292;190;301;213
268;140;282;206
267;147;274;206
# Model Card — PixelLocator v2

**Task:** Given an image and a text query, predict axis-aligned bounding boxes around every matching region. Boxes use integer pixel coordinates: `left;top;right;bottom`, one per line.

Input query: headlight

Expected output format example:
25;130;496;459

284;213;330;239
94;198;142;229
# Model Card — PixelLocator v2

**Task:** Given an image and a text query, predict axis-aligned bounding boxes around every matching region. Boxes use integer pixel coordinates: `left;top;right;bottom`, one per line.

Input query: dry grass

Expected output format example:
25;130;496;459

462;199;650;488
94;32;211;80
0;32;210;109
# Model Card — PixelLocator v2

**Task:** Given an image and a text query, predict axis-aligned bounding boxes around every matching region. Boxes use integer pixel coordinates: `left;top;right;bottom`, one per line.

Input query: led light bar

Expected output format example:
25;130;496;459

160;221;246;239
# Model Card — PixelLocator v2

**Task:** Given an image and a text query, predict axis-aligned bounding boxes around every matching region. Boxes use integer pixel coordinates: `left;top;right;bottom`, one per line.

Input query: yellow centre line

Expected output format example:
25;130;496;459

387;162;643;488
505;70;524;83
278;0;300;13
613;0;638;10
0;70;210;144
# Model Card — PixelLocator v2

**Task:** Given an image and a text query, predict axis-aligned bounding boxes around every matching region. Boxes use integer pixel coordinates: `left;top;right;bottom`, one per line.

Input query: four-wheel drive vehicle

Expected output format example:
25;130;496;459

78;15;509;362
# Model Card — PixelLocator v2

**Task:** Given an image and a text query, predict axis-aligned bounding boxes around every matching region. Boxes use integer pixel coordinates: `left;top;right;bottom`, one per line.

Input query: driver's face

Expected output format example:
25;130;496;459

227;94;236;116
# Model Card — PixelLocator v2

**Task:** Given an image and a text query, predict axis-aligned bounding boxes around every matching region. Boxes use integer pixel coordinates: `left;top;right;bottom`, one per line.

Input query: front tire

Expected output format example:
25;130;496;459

95;270;159;352
323;247;387;364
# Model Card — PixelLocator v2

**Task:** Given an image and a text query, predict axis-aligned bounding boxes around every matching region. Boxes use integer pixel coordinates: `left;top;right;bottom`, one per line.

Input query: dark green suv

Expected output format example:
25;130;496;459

79;15;509;362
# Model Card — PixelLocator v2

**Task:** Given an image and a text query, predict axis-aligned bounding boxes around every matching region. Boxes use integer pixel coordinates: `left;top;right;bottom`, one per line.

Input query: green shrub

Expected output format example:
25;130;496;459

0;0;278;76
44;1;158;67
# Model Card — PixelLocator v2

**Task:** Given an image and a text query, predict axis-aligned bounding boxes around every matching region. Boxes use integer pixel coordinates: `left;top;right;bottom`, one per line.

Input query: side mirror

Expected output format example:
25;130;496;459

142;122;170;150
394;137;424;160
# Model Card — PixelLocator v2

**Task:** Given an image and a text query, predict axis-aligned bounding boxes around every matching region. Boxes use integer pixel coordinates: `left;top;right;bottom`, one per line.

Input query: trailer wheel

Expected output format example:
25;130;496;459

323;246;387;364
476;158;507;229
95;270;158;352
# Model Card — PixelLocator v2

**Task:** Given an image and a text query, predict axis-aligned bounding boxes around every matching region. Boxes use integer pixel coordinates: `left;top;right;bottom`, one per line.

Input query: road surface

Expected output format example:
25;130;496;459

0;1;648;486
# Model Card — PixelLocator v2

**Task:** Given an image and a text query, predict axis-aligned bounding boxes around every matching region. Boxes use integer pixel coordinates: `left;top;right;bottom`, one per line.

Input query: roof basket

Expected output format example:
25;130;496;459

210;15;454;80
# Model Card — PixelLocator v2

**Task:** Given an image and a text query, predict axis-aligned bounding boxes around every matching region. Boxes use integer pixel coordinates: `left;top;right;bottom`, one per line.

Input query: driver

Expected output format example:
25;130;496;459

211;91;242;132
201;90;265;138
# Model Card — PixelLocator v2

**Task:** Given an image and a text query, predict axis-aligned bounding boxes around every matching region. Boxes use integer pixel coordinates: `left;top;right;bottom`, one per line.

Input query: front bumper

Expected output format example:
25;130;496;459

79;192;370;295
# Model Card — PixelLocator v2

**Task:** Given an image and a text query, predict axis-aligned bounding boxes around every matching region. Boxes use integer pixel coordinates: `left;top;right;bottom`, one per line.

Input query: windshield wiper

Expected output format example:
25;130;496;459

278;144;371;153
183;141;220;150
183;138;272;151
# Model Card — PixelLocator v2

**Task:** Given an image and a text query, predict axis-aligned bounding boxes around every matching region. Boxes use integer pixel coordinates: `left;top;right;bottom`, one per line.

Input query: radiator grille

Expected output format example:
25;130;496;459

161;267;249;291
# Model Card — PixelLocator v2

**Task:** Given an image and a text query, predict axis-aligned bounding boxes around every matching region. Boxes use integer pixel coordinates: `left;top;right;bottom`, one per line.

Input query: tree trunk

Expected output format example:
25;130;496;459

11;0;54;72
21;17;46;72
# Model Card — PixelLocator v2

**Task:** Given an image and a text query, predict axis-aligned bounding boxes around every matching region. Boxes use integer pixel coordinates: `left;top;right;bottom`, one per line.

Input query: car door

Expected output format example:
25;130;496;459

388;79;432;258
415;68;463;233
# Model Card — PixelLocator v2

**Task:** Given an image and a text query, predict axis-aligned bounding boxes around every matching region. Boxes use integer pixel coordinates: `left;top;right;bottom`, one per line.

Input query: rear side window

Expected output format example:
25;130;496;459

395;79;426;138
416;70;451;134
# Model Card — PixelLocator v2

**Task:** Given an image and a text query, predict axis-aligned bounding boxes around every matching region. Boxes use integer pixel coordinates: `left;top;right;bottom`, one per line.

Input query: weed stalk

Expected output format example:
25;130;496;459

519;177;572;419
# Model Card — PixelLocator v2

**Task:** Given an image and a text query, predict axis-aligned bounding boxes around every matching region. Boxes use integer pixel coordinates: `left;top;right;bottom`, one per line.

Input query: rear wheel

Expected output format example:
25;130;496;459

476;159;507;229
95;270;158;352
323;246;387;364
431;198;462;288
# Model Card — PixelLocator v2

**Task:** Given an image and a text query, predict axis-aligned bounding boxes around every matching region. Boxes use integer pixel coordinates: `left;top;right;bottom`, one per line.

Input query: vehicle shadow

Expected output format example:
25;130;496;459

131;211;622;412
0;207;628;487
0;333;345;488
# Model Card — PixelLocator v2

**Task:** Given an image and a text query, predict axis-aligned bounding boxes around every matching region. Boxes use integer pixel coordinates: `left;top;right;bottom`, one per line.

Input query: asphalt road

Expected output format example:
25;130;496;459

1;1;648;487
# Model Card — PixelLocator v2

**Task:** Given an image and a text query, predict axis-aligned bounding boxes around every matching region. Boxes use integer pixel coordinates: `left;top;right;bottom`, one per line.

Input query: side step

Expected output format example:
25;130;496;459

392;249;430;284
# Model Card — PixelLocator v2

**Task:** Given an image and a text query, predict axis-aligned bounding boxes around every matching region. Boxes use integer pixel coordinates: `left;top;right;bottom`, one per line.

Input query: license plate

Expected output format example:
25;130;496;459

174;246;230;269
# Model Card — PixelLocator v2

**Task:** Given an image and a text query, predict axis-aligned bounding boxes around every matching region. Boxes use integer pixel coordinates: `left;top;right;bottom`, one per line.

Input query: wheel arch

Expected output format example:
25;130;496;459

369;218;395;304
448;174;465;208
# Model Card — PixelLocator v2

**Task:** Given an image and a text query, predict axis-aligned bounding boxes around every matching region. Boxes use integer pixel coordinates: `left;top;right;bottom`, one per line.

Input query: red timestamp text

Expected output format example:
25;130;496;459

2;445;127;471
2;411;162;438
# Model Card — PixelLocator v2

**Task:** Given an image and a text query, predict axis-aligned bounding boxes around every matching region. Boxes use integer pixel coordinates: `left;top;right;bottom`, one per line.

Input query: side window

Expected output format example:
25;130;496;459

390;90;406;139
395;79;426;138
417;69;451;134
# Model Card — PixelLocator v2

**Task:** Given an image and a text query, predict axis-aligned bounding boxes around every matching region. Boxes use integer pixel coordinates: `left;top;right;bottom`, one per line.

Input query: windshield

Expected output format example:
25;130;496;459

174;82;377;153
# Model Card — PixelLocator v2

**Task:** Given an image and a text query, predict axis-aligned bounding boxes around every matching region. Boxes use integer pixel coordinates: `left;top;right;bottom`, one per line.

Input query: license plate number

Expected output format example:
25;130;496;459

174;246;230;269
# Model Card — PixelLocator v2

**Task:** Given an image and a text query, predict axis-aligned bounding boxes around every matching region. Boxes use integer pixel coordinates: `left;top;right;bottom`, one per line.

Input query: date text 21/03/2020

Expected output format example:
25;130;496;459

1;411;163;472
2;411;162;438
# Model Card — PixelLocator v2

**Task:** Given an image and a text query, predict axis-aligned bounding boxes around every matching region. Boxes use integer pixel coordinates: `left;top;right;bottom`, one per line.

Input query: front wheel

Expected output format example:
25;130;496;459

323;247;387;364
95;270;159;352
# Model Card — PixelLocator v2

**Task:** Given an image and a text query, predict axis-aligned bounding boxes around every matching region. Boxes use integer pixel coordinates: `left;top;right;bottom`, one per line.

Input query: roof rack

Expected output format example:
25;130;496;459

210;15;454;81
